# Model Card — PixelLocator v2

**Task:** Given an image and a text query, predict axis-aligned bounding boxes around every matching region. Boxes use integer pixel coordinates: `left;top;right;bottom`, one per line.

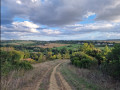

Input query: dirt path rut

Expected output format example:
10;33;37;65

23;60;72;90
48;62;72;90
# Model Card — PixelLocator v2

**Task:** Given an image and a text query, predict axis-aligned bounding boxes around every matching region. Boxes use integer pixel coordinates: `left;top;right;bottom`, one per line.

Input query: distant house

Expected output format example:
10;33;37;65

108;43;114;46
95;43;101;45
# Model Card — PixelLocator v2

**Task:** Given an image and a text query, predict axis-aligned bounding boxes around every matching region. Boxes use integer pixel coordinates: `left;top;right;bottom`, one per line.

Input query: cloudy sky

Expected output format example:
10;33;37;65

1;0;120;40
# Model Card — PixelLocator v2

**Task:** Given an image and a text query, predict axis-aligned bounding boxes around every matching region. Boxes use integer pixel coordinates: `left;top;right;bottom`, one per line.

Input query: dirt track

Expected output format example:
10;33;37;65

34;60;72;90
48;62;72;90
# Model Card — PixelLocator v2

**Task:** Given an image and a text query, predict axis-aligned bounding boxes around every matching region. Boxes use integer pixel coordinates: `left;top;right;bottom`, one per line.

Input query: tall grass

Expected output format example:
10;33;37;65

60;61;120;90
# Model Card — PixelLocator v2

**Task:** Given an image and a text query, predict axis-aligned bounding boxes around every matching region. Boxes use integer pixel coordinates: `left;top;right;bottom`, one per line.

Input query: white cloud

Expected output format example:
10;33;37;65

65;22;118;32
1;21;39;34
106;33;120;38
13;21;39;29
84;12;95;18
31;0;38;3
16;0;22;4
12;21;39;33
42;29;61;35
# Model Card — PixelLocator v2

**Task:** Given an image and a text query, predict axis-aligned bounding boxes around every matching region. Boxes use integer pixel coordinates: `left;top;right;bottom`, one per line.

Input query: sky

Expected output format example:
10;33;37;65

1;0;120;40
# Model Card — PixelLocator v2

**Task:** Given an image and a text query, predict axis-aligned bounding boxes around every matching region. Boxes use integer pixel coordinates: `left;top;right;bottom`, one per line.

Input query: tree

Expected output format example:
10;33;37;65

38;52;43;62
24;51;30;59
82;43;95;53
30;53;38;61
46;52;52;60
102;44;120;79
51;55;57;60
57;53;62;59
107;44;120;62
103;45;111;56
61;48;67;54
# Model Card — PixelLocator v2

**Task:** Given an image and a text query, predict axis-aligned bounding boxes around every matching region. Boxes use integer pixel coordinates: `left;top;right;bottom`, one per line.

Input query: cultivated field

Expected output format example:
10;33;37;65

36;43;70;48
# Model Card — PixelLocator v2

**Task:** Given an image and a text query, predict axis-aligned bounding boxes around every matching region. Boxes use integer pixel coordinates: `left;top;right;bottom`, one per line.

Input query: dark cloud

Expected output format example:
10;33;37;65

2;0;120;26
1;0;120;40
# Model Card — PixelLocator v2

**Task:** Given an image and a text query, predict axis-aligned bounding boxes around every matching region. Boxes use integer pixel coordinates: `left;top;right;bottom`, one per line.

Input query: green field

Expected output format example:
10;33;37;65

54;44;82;50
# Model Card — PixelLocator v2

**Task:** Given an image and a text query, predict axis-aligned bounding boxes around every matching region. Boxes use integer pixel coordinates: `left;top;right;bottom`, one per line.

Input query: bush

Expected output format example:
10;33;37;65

79;59;97;68
70;52;97;69
1;62;13;76
71;52;95;61
73;59;97;69
0;50;24;64
0;49;33;76
101;60;120;80
14;61;33;70
73;60;79;67
101;44;120;80
70;56;79;64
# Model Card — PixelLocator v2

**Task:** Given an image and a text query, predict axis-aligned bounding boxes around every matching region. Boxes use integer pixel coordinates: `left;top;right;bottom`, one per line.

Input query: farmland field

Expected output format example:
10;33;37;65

36;43;70;48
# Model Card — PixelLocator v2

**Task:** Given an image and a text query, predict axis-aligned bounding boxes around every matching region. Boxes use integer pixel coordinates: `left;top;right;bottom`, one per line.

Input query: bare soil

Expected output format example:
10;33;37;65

48;62;72;90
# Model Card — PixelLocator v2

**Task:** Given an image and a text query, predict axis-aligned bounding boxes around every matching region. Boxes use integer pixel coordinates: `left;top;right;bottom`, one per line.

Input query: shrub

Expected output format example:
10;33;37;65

79;59;97;68
73;59;97;69
73;60;80;67
70;56;79;64
71;52;95;61
101;60;120;80
70;52;97;69
1;62;13;76
101;44;120;80
14;61;33;70
0;49;33;76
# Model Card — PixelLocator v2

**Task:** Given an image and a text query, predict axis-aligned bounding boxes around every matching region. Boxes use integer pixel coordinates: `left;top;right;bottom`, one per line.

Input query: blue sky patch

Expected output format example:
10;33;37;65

13;17;29;22
79;14;96;24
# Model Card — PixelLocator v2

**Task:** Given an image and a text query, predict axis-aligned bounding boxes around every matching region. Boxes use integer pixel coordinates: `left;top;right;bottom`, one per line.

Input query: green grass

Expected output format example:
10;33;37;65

60;62;104;90
54;44;82;50
96;46;113;50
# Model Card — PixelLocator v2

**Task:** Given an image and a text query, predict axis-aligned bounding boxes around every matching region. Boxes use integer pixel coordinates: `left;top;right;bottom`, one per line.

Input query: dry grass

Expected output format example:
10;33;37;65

36;43;69;48
1;47;14;51
60;61;120;90
76;68;120;90
1;60;63;90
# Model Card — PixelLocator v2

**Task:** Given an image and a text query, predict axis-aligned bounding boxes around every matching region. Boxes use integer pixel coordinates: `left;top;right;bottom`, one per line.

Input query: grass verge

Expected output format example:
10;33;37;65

60;62;105;90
